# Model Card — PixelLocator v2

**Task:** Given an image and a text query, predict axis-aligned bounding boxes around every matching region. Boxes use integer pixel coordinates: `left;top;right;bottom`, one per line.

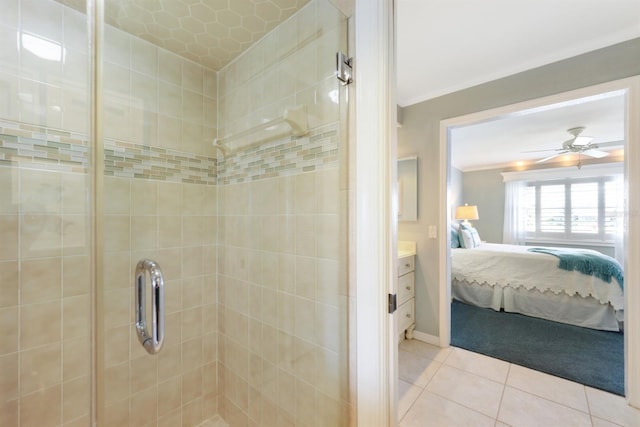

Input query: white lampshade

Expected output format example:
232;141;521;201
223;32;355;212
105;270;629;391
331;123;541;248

455;204;479;221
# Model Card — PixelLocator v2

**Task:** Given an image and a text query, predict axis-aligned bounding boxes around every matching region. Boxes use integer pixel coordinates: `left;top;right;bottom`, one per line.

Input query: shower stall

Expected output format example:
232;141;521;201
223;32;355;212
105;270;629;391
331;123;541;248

0;0;351;425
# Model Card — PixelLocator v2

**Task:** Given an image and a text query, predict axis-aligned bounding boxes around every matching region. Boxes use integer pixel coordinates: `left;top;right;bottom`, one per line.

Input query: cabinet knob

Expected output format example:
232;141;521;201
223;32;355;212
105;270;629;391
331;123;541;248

405;286;411;291
405;263;411;268
406;313;411;318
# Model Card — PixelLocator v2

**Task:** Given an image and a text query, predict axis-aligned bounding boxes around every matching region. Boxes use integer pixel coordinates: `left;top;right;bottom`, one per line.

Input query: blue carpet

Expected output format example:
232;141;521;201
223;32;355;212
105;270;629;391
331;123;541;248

451;300;624;396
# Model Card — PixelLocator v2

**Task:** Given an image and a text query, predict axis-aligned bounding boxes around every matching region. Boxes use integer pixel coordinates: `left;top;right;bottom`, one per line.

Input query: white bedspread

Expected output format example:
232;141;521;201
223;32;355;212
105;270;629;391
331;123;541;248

451;243;624;310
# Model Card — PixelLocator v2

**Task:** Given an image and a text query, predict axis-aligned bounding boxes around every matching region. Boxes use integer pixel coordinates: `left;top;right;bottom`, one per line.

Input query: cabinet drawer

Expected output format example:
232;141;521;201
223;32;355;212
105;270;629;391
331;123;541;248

398;272;414;305
398;255;415;276
398;299;414;334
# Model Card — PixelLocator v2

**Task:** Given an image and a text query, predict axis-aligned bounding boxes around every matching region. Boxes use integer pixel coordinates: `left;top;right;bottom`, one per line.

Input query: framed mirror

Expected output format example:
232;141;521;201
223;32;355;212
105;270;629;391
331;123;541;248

398;156;418;221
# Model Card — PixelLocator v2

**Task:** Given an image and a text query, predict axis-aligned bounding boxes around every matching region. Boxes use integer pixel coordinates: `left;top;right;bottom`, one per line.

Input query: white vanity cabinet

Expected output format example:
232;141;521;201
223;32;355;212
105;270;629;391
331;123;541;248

398;241;416;339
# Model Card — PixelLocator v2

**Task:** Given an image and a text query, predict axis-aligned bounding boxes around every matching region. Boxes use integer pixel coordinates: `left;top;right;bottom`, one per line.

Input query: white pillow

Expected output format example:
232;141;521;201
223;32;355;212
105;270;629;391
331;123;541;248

459;228;475;248
470;227;482;247
459;224;482;248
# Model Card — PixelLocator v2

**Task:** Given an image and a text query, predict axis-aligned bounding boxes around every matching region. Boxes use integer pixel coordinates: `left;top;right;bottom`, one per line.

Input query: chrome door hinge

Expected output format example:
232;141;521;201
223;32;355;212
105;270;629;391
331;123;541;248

388;293;397;314
336;52;353;85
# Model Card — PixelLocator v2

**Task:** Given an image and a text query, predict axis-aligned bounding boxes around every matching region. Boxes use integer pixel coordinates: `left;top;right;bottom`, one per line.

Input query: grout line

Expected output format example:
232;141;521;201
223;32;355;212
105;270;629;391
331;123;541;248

494;363;511;426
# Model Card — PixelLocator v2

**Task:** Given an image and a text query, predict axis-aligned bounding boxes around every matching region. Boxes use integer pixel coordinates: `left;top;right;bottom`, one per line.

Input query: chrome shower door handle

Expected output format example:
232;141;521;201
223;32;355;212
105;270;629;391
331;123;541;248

135;259;165;355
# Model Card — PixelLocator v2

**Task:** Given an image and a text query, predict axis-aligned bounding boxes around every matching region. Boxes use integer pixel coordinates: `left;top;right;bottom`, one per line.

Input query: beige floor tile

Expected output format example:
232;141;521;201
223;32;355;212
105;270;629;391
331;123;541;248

400;390;495;427
591;416;624;426
398;379;423;421
445;347;509;384
399;339;452;363
398;350;442;388
507;364;589;412
426;365;504;418
499;386;591;427
586;387;640;427
495;422;511;427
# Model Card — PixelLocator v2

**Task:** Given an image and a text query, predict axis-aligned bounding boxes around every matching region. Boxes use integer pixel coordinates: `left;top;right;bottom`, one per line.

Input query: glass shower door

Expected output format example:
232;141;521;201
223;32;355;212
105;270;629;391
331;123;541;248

0;0;93;425
98;1;220;424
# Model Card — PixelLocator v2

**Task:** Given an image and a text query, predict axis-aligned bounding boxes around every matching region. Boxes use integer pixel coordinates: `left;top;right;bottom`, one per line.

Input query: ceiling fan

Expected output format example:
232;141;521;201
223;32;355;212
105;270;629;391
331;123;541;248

528;127;611;167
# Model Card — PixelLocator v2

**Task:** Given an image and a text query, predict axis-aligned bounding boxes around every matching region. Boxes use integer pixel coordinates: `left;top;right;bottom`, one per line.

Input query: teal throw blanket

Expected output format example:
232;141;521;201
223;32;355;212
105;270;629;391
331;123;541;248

527;247;623;289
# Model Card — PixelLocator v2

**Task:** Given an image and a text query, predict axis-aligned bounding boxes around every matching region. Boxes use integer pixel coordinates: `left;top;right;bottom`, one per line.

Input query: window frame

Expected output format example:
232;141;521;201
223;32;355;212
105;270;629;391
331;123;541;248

525;175;621;243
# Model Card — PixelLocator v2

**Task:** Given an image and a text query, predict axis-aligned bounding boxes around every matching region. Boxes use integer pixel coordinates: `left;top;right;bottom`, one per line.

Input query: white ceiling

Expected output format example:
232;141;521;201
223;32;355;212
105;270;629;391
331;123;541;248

450;92;626;171
396;0;640;171
397;0;640;107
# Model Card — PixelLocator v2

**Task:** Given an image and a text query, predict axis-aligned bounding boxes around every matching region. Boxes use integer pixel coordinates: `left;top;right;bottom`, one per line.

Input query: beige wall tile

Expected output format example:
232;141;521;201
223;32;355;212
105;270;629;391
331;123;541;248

0;399;18;427
104;177;131;215
131;179;158;215
183;246;204;278
183;337;203;372
0;167;18;214
20;301;61;350
183;367;204;403
130;386;158;427
62;375;90;423
103;215;131;252
102;252;130;291
158;182;184;215
130;355;157;394
164;312;183;349
103;398;129;427
20;258;62;304
62;337;89;382
103;288;130;329
61;173;89;215
182;306;203;342
0;261;18;307
20;214;62;259
104;325;130;367
183;396;204;427
159;82;183;119
158;375;182;416
157;114;182;150
63;294;89;340
20;385;62;427
20;169;62;214
62;215;88;256
159;49;182;84
20;343;61;395
131;215;158;251
0;352;18;402
104;362;129;406
131;37;158;77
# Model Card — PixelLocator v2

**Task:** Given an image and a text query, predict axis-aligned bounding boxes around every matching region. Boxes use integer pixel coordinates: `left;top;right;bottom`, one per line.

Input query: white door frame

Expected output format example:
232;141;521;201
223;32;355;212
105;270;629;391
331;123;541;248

438;76;640;407
354;0;397;426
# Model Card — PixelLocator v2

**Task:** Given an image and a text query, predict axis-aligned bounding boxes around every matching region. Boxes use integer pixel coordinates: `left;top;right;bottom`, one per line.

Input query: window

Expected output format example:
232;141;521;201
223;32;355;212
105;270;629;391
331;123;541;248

524;176;622;242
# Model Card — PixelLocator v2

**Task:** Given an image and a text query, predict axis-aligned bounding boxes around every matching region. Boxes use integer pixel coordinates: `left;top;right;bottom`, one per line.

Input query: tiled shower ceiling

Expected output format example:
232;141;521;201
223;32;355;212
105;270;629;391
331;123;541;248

55;0;311;70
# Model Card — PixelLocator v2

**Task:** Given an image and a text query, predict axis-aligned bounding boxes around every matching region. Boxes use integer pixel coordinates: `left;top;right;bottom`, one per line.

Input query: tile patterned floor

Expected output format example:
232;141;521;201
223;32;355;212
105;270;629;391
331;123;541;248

398;339;640;427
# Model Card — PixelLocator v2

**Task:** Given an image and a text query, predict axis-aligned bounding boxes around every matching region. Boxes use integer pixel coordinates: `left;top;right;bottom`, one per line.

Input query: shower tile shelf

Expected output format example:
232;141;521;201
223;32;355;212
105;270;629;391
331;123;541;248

213;105;308;158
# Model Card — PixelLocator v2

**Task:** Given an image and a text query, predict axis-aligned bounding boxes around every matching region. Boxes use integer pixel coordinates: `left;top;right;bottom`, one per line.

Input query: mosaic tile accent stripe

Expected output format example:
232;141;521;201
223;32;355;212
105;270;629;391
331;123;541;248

104;139;218;184
1;118;339;185
0;120;90;173
0;118;218;184
218;122;340;185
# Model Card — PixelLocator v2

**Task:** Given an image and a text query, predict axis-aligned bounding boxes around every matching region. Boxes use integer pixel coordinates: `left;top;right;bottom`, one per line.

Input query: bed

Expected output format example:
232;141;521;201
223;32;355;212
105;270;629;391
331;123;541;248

451;242;624;331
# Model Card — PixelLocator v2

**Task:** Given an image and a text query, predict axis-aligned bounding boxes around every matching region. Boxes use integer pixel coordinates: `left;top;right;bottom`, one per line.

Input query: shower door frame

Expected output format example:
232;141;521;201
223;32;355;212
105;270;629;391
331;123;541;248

354;0;398;426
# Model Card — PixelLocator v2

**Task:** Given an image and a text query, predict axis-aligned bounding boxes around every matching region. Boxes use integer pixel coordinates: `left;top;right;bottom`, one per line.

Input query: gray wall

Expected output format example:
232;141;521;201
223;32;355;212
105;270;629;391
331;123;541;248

398;37;640;337
450;166;463;221
461;169;505;243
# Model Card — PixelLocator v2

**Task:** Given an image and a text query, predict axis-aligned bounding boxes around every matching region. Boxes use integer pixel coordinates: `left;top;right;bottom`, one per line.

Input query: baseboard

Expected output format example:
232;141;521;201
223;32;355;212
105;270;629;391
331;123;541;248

412;331;442;347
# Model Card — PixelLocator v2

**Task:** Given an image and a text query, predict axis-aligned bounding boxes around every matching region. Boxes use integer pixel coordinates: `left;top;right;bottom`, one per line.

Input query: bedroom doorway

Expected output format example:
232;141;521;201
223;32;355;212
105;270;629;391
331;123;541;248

438;77;640;406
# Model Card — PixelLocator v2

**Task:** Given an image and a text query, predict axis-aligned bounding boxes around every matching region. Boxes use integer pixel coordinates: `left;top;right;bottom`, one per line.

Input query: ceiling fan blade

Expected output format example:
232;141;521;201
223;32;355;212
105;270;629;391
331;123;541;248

582;149;609;158
536;151;568;163
572;136;593;146
596;140;624;148
522;148;561;153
